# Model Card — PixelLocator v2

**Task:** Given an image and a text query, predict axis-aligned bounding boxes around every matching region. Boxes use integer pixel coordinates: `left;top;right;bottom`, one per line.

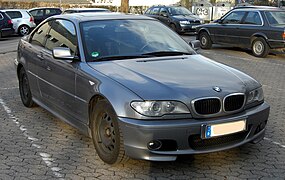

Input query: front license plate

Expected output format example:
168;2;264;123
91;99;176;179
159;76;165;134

204;120;246;139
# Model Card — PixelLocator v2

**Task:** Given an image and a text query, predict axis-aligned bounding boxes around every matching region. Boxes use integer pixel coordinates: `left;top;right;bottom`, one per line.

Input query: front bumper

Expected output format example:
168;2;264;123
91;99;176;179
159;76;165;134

179;24;201;33
118;102;270;161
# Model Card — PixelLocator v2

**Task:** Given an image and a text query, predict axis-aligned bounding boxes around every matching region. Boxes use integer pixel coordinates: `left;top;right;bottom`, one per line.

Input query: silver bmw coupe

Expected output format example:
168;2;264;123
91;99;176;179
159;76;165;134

15;13;270;164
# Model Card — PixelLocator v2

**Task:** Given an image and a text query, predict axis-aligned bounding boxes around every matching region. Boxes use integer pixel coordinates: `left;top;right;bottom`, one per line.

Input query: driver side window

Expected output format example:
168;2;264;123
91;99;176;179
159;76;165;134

45;19;78;56
223;11;246;24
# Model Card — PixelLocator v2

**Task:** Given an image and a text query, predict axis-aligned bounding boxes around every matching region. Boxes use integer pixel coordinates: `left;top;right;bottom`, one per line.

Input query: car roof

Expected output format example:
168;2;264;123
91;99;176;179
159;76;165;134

64;8;109;11
29;7;61;11
52;12;154;22
233;6;283;11
2;9;28;12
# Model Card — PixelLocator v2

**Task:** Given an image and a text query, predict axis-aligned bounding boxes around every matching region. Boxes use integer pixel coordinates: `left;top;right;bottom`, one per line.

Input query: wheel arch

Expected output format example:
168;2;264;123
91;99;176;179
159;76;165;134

250;33;270;48
197;28;211;37
17;63;24;79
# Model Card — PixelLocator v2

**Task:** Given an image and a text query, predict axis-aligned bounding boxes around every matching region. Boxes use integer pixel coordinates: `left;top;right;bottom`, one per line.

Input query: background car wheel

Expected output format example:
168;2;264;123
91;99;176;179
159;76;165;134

170;23;178;32
19;68;36;107
252;37;269;58
18;25;30;36
91;99;129;165
199;32;212;49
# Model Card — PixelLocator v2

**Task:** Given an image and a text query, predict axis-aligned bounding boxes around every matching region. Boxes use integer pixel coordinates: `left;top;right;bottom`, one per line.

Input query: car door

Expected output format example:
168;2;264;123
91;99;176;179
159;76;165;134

158;7;170;26
38;19;78;117
239;11;264;47
214;10;246;45
24;21;53;99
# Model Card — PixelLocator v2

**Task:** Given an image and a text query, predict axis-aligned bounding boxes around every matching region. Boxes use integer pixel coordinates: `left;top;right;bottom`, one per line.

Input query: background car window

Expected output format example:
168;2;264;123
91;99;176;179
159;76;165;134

223;11;246;24
0;13;3;20
243;12;262;25
31;21;53;47
159;8;168;16
265;11;285;25
30;9;44;17
150;8;160;15
168;7;192;15
45;20;77;55
145;9;151;14
5;11;22;19
45;9;57;16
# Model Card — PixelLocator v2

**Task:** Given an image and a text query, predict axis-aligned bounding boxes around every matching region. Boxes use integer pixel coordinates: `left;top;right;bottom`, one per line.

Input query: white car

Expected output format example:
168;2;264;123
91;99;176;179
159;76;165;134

2;9;36;36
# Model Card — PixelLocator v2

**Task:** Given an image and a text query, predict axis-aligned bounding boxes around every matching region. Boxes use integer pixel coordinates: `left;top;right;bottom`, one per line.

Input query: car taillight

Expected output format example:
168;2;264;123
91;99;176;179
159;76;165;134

30;16;34;22
283;31;285;39
8;19;12;24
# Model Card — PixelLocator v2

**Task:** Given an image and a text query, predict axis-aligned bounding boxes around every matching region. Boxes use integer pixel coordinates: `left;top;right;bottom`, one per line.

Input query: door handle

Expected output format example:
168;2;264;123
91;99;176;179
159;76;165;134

46;66;51;71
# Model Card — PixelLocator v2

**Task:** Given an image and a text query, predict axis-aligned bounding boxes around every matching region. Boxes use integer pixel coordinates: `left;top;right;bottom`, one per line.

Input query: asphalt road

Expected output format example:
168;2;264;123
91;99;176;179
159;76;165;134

0;35;285;179
0;36;20;54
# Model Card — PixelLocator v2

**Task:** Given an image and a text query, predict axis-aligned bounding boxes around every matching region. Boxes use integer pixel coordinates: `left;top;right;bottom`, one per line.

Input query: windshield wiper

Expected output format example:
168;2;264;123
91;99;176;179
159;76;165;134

92;55;153;62
142;51;192;57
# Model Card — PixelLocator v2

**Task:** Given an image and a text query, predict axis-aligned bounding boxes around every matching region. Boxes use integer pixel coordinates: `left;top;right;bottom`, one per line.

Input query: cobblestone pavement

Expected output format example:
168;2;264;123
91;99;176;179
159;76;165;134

0;43;285;179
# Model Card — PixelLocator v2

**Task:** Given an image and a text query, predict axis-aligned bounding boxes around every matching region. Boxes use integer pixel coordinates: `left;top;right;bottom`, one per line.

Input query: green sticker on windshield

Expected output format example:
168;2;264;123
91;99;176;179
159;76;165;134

91;52;100;57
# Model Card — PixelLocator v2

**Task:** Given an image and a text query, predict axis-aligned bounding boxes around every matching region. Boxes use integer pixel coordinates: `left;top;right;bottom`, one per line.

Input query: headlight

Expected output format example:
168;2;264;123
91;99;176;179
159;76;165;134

131;101;190;117
246;87;264;105
200;19;204;24
180;20;190;25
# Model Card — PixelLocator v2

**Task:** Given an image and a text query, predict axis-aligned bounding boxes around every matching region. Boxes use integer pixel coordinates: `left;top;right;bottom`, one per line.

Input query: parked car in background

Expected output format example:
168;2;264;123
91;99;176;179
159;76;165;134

0;10;14;38
2;9;36;36
196;7;285;57
62;8;110;14
144;5;203;34
29;7;62;26
16;13;269;165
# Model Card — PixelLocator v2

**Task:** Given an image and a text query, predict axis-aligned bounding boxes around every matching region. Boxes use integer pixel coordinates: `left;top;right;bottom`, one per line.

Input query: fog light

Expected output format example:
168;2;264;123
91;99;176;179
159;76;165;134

147;140;162;151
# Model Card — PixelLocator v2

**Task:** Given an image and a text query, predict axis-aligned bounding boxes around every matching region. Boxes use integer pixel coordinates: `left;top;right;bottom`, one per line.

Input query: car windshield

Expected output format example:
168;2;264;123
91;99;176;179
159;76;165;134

168;7;193;16
265;11;285;25
81;19;195;62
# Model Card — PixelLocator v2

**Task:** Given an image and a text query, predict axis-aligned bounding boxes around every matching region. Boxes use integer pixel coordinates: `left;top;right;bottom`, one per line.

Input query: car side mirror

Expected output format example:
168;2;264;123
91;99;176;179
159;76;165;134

190;40;201;50
53;47;75;61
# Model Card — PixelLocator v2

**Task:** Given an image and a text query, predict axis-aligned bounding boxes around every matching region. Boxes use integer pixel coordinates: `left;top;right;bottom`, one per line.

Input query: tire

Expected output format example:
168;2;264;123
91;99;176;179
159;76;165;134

19;68;36;107
199;32;212;49
18;25;30;36
251;37;269;58
170;23;178;33
91;99;128;165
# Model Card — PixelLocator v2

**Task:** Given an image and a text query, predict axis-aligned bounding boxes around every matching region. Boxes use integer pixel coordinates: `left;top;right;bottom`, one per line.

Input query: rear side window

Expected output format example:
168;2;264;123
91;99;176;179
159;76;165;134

30;9;44;17
45;19;77;55
31;21;53;47
265;11;285;25
45;9;59;16
223;11;246;24
150;7;160;15
0;13;3;20
5;11;22;19
243;12;262;25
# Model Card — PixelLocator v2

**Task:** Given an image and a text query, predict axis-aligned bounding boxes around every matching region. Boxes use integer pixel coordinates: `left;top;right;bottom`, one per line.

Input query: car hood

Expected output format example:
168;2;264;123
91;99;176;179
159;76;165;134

172;14;201;21
88;55;259;101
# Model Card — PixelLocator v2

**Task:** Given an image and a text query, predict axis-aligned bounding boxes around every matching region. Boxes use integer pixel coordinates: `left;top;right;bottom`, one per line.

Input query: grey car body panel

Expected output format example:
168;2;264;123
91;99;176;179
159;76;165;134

16;13;270;161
